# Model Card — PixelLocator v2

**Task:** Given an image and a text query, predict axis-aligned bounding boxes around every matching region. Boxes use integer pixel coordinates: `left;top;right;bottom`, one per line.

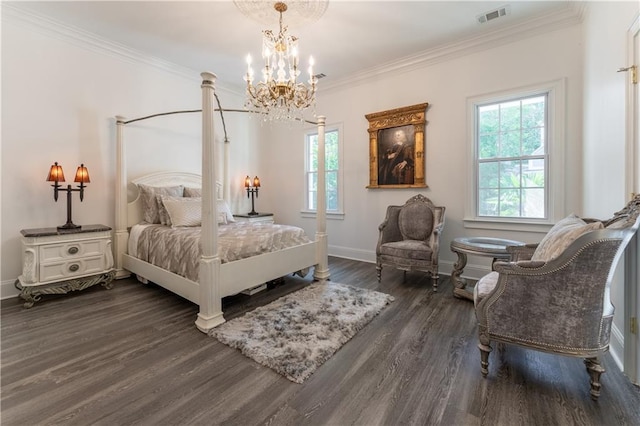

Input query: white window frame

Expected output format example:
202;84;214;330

465;78;566;232
301;122;345;220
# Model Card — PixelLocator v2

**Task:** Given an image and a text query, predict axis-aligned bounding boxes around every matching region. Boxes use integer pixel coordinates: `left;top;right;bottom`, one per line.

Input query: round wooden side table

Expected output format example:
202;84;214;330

450;237;525;301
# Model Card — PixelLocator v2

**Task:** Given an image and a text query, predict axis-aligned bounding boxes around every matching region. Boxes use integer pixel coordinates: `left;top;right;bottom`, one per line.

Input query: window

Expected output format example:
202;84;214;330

476;95;547;218
304;125;343;216
466;79;565;231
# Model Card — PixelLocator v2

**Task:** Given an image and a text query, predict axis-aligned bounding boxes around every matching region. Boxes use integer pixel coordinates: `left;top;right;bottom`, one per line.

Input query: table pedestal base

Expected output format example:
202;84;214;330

450;237;525;302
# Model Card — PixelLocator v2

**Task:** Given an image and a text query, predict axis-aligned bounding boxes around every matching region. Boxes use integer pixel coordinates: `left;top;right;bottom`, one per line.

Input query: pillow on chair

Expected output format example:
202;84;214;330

531;214;603;261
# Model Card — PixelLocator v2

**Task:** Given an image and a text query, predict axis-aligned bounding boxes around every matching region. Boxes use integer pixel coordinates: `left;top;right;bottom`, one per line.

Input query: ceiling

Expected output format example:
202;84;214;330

6;1;583;92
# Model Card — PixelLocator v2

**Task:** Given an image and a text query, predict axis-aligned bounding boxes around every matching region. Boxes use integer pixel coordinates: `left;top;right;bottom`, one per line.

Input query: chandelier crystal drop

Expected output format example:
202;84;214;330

244;2;317;122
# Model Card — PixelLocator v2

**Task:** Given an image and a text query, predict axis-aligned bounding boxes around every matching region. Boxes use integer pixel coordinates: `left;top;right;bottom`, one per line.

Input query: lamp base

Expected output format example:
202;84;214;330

58;223;81;230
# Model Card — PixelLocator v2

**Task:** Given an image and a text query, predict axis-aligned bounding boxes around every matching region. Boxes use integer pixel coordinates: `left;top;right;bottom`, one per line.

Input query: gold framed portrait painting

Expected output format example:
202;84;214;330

365;102;429;188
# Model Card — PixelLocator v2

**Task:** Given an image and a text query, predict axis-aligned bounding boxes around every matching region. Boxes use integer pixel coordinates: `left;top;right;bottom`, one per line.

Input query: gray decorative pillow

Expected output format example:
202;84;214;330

531;214;604;261
156;194;172;226
184;187;202;197
139;184;184;224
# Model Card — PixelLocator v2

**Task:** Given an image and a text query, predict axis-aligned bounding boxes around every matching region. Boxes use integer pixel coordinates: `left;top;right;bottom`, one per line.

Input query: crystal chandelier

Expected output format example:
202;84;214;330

243;2;317;122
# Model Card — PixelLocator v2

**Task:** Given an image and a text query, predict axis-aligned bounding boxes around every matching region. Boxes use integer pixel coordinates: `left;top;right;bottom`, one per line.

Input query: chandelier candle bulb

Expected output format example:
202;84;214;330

245;54;253;82
243;1;318;122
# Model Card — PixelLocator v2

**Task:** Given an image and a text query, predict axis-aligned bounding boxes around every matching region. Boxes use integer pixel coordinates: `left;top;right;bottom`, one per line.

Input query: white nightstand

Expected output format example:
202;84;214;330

234;213;274;224
16;224;115;308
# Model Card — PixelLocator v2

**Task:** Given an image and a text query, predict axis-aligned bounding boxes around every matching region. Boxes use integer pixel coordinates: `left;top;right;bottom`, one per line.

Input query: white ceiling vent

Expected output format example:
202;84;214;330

477;5;510;24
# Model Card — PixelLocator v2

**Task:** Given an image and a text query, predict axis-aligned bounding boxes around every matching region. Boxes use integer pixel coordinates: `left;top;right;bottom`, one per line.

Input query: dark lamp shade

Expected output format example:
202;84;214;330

253;176;261;187
244;175;251;188
46;162;65;182
74;164;90;183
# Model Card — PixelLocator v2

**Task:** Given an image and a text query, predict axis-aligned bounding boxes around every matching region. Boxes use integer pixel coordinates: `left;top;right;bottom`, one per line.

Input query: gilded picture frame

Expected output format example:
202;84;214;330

366;102;429;188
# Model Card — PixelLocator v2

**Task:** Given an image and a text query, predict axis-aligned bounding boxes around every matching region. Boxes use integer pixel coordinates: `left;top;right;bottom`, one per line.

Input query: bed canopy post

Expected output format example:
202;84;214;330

195;71;225;332
114;116;130;279
314;115;330;280
224;138;230;202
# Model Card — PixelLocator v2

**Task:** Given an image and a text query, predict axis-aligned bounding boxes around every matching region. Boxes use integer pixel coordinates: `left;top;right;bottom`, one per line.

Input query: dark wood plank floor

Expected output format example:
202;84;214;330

2;257;640;425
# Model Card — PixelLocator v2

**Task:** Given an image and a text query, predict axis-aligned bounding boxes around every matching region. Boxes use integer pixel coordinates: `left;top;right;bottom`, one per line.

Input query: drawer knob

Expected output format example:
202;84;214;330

68;246;79;255
68;264;80;272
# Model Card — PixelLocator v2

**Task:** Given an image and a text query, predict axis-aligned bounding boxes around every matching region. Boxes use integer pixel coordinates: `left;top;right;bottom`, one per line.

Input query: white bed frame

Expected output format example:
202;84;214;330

113;72;329;333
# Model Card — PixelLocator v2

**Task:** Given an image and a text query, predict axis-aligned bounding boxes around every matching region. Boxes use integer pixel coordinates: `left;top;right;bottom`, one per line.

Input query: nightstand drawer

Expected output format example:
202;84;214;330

39;240;104;263
18;224;115;307
40;256;105;282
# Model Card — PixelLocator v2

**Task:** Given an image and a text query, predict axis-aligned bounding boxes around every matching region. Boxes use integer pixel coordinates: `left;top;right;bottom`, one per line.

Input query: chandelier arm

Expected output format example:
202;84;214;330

242;1;318;122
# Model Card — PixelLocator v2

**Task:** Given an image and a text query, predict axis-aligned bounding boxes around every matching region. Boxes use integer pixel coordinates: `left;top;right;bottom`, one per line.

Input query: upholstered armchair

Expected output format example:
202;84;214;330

376;194;445;291
474;196;640;400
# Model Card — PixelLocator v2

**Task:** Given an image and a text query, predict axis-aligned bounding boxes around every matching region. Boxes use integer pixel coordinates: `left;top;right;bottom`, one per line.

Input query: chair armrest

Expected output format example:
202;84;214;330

377;206;402;250
427;207;445;262
493;260;546;271
477;235;623;352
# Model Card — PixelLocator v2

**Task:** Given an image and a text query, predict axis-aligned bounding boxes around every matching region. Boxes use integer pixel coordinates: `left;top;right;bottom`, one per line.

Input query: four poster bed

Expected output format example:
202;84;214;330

113;72;329;333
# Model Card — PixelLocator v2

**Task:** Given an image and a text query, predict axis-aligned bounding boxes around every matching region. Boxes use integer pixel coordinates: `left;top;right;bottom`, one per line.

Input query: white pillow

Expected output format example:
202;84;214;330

161;196;228;227
162;196;202;227
184;187;235;223
217;199;236;223
218;212;228;225
531;214;604;261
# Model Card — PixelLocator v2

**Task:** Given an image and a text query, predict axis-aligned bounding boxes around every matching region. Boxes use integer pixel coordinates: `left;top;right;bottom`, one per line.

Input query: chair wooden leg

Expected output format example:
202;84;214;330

431;272;439;292
478;330;492;377
376;264;382;282
585;357;605;401
479;343;492;377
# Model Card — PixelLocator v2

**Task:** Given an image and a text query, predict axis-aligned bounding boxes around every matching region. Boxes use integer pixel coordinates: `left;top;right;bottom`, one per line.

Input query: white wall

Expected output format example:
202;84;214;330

3;2;635;292
583;2;637;218
262;24;585;277
0;10;255;295
581;1;640;369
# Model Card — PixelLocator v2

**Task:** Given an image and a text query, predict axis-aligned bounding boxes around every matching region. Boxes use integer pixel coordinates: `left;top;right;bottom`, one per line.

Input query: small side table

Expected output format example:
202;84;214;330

16;224;115;308
234;213;274;224
450;237;524;301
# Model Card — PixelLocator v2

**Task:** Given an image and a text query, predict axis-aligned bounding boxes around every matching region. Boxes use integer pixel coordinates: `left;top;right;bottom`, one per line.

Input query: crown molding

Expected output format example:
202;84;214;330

1;3;242;96
320;2;585;93
2;2;585;98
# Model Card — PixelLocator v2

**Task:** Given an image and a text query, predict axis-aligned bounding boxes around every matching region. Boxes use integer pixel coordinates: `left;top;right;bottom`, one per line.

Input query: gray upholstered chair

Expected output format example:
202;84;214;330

376;194;445;291
474;196;640;400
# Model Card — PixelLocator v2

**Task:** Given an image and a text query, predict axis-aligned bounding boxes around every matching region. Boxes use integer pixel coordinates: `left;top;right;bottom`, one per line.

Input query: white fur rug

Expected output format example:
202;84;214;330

210;281;394;383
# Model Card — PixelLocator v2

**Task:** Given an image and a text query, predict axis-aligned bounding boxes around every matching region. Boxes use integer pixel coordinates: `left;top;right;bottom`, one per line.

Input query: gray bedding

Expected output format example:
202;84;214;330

134;222;311;282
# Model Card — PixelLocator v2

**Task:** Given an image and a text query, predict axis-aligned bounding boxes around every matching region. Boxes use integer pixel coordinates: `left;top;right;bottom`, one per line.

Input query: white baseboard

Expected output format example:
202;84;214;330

610;323;624;372
328;245;376;263
1;278;20;300
327;246;492;281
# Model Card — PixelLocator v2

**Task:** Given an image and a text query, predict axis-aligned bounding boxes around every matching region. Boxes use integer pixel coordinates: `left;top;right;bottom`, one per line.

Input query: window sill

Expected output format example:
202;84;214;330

300;210;345;220
463;217;553;234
